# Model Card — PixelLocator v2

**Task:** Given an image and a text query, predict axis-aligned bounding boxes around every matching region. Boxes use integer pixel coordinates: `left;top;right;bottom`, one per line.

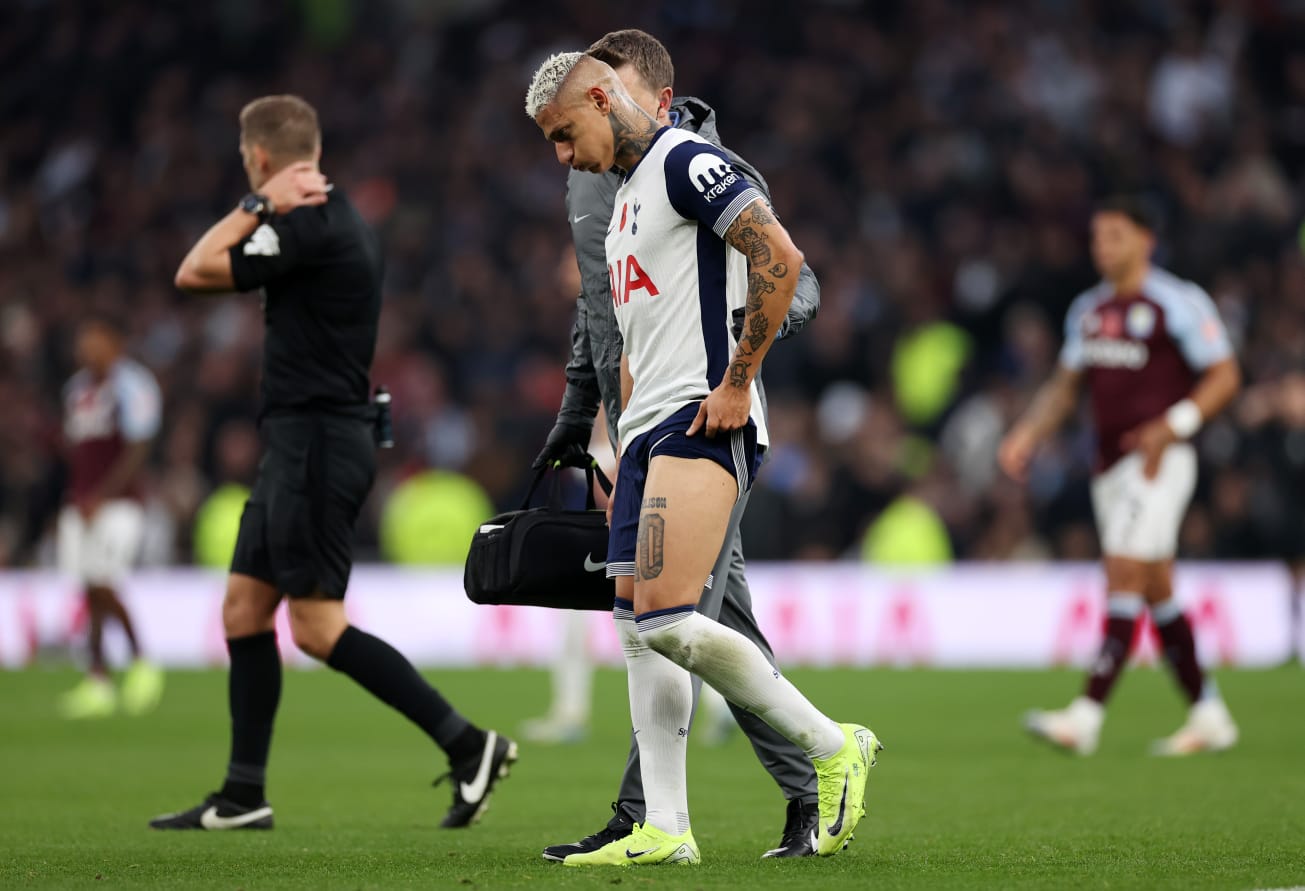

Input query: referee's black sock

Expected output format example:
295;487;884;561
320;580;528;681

327;626;484;763
221;631;281;808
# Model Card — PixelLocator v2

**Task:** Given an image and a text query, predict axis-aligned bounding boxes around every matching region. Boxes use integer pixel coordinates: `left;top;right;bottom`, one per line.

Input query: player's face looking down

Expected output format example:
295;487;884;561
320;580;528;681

1090;211;1154;284
536;89;617;174
535;59;662;175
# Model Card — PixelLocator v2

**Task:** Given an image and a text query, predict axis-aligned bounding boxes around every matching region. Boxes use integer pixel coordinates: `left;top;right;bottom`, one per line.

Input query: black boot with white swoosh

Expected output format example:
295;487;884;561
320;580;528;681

148;792;274;830
436;729;519;828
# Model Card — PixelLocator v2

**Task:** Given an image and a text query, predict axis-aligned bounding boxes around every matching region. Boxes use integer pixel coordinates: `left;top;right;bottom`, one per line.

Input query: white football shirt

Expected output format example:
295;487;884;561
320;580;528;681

606;127;769;452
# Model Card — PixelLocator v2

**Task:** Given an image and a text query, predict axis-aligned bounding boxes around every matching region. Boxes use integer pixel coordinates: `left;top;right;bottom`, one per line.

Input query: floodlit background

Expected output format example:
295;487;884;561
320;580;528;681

3;0;1304;667
4;0;1305;571
4;3;1305;890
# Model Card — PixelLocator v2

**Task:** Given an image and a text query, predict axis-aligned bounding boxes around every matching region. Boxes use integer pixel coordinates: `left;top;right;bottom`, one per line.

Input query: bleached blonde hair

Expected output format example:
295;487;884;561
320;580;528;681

524;51;585;118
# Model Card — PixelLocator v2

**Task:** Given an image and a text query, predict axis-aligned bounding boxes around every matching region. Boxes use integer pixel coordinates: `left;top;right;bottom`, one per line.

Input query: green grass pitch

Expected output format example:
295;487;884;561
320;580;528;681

2;665;1303;890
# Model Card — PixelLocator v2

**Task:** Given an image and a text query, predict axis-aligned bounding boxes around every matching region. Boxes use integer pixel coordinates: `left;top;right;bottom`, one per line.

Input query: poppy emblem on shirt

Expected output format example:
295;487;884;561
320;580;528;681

618;202;628;233
1126;303;1156;339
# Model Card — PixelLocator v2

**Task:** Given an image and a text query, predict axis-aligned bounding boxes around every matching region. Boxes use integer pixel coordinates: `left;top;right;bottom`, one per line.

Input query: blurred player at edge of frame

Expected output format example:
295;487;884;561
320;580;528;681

151;94;514;831
527;29;825;861
527;53;881;866
57;316;164;719
1000;197;1242;756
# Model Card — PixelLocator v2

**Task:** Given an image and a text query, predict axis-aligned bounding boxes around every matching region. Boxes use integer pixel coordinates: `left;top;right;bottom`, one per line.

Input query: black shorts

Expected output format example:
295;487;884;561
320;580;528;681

231;413;376;598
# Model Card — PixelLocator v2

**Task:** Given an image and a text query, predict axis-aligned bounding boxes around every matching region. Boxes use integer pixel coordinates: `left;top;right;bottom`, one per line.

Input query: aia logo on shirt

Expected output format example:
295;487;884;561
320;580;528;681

609;254;660;306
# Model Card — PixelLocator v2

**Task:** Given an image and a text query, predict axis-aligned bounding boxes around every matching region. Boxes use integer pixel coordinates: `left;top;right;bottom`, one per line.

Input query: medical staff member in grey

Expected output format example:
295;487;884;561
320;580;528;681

532;29;823;861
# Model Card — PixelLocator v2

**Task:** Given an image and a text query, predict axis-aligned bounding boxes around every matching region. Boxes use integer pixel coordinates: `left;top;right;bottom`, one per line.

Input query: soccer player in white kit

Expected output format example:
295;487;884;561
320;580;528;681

1000;199;1241;756
527;52;881;866
58;317;164;718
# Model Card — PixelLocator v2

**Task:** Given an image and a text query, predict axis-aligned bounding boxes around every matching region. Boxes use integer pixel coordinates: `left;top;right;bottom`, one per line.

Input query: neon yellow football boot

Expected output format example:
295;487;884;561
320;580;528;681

812;723;882;856
59;675;116;719
121;660;165;716
563;821;700;867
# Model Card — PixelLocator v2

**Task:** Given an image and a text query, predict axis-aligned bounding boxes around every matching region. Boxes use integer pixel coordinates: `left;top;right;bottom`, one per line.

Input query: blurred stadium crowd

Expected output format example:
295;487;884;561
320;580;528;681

2;0;1304;567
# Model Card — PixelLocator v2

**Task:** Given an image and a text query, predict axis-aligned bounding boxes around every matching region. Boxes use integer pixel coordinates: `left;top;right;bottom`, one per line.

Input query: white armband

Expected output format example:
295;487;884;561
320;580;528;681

1165;399;1203;440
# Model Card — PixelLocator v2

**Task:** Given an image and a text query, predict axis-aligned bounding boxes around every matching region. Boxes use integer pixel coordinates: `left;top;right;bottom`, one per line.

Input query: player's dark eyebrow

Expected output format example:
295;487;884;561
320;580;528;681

548;123;571;142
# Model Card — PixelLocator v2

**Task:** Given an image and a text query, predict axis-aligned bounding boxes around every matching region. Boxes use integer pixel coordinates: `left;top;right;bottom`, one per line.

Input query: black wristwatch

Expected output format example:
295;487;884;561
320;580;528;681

239;192;275;222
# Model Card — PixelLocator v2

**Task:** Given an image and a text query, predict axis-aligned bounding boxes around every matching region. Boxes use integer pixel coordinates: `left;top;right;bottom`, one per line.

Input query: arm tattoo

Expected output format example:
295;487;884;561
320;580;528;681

728;360;750;388
747;203;777;226
723;199;790;390
746;273;774;311
733;226;771;266
637;513;665;580
745;313;770;351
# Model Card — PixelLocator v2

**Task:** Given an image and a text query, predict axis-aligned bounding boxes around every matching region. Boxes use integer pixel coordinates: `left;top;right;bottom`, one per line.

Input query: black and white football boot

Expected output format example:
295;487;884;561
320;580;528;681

761;798;820;858
541;802;636;862
148;793;273;830
437;729;519;828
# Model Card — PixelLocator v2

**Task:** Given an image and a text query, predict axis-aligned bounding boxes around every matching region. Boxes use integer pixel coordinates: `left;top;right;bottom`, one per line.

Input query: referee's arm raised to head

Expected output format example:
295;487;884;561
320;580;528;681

174;162;328;293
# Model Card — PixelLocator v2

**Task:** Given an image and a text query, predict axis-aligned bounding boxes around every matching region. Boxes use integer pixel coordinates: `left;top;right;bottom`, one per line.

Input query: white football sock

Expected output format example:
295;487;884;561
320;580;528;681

637;608;844;760
551;610;593;724
615;601;691;835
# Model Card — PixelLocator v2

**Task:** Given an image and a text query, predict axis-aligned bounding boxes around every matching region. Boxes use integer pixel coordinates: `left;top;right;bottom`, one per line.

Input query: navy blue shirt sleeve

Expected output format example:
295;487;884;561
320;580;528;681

663;140;765;237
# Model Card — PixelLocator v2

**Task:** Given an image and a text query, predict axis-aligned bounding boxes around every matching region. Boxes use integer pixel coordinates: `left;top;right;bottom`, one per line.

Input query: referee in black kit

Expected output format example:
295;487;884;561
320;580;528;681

153;95;515;831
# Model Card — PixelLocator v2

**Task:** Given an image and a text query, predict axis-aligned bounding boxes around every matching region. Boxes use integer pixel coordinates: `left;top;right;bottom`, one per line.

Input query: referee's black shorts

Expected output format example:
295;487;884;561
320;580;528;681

231;412;376;598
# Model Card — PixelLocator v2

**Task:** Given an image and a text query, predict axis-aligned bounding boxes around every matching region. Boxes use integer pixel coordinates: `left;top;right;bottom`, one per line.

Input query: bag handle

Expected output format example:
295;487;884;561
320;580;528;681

519;453;613;511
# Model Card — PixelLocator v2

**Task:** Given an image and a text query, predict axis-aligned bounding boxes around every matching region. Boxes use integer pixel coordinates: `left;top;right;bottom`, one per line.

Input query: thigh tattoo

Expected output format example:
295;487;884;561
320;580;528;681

637;513;665;580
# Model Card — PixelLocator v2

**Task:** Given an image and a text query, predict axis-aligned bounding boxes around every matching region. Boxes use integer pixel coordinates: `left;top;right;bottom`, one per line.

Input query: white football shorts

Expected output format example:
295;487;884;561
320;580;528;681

57;499;145;586
1090;443;1197;562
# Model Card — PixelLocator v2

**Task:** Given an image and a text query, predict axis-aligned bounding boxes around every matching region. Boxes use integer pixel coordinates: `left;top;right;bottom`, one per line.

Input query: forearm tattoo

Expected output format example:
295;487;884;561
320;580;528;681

723;202;792;389
637;513;665;580
746;272;775;309
744;313;769;351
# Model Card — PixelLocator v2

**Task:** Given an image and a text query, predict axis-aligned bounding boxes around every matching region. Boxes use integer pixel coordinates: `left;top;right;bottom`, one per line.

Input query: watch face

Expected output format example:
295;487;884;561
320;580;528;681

242;194;266;215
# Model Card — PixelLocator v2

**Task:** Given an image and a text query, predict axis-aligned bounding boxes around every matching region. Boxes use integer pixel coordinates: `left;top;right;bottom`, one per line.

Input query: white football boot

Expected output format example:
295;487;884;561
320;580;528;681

1023;696;1104;755
1151;698;1238;756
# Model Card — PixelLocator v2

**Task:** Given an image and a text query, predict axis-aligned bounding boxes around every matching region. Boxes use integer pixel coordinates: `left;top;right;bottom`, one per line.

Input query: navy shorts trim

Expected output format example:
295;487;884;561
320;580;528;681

606;401;762;577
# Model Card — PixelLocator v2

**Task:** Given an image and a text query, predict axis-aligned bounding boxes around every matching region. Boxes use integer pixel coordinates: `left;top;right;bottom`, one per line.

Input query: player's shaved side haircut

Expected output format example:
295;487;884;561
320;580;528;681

240;95;321;163
525;51;586;118
587;29;675;92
